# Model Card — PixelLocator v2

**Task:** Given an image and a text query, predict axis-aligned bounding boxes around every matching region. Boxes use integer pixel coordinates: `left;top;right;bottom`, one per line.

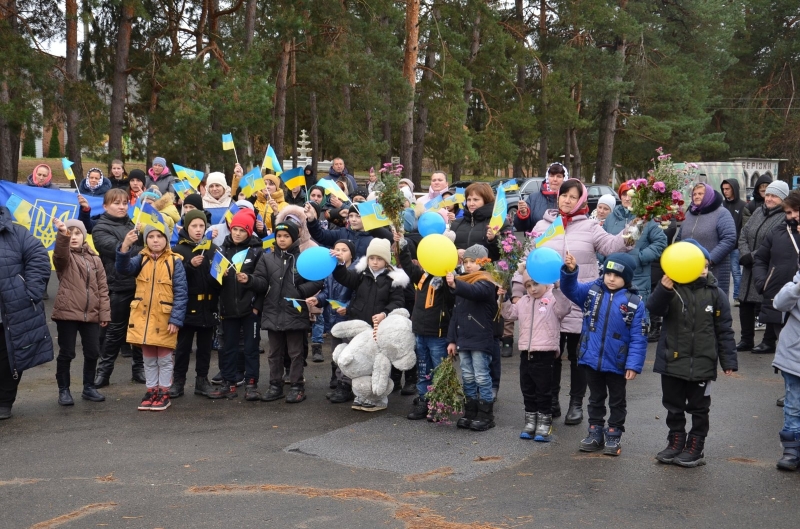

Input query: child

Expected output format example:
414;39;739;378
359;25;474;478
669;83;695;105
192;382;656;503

169;209;221;398
109;159;128;189
304;202;393;259
206;209;264;401
561;252;647;455
501;272;570;441
51;218;111;406
446;244;499;431
647;239;736;467
116;223;188;411
310;239;356;403
773;267;800;471
250;220;323;403
331;238;409;411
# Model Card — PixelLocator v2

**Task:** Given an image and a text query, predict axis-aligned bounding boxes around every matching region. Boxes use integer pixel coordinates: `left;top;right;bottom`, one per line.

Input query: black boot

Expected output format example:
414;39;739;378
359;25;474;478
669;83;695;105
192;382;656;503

81;385;105;402
330;381;355;404
329;362;338;390
168;379;185;398
673;434;706;467
777;395;785;407
777;431;800;471
131;347;146;383
470;400;495;431
390;367;402;393
736;340;754;352
501;336;513;357
94;375;110;388
400;366;417;396
206;382;238;400
58;388;74;406
457;398;478;429
551;397;562;418
131;370;146;384
656;432;687;464
564;398;583;425
311;343;324;363
647;319;662;343
194;376;213;396
407;397;429;420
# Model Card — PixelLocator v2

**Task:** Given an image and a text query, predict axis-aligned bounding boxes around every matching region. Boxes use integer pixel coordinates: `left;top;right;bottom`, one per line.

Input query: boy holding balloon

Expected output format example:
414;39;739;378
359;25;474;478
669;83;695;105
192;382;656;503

560;251;648;456
647;239;737;468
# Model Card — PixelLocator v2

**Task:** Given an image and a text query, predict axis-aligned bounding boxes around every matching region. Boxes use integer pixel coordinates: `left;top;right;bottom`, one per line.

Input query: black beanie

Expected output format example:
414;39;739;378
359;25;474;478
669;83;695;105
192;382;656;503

274;220;300;242
183;193;204;211
334;239;356;259
603;253;636;287
128;169;146;185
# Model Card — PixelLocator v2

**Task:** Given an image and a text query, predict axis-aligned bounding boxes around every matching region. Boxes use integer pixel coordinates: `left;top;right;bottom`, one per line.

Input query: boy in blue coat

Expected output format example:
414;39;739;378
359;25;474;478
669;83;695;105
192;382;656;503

561;252;647;455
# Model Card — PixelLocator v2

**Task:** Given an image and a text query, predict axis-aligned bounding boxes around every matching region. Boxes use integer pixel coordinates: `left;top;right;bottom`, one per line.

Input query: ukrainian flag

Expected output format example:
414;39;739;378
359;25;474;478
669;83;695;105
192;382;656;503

357;200;392;231
172;179;193;201
62;158;76;181
193;238;211;253
138;202;166;233
502;180;519;192
453;187;466;205
224;202;240;225
231;249;248;272
262;144;283;176
262;234;275;251
316;179;350;203
489;185;507;233
240;167;266;197
533;215;565;247
280;167;306;190
173;164;203;190
425;195;444;211
6;194;34;225
328;300;348;310
222;133;235;151
210;251;230;284
285;297;303;312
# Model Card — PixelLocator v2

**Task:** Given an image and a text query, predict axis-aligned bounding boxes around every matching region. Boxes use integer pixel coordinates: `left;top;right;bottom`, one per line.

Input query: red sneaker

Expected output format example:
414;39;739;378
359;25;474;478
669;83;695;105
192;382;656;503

150;388;171;411
138;389;156;411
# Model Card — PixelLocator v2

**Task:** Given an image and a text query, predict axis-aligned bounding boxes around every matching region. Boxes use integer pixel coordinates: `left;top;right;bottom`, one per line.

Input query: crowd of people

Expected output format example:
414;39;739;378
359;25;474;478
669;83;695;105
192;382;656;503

2;158;800;471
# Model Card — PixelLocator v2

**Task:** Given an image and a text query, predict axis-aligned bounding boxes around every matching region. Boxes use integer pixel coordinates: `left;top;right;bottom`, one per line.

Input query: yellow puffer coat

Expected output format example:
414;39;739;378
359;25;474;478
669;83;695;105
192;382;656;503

254;189;288;231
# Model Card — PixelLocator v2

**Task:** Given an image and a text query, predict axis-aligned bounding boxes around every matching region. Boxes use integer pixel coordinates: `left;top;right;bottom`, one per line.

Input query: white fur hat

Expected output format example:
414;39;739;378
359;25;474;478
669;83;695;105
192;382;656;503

366;238;392;264
205;172;229;191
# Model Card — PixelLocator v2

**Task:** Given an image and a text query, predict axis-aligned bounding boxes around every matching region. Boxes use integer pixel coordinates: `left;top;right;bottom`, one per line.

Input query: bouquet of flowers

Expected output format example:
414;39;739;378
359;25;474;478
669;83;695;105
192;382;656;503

426;357;465;424
481;230;527;289
375;162;407;233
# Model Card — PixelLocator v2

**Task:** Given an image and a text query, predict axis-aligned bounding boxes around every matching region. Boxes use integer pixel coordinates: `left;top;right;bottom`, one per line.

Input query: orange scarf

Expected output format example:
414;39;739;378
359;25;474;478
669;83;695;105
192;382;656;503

457;271;496;285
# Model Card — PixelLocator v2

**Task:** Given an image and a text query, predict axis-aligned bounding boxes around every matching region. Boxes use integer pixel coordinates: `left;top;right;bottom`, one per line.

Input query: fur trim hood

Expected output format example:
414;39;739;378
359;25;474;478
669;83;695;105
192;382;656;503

275;204;317;251
353;256;410;288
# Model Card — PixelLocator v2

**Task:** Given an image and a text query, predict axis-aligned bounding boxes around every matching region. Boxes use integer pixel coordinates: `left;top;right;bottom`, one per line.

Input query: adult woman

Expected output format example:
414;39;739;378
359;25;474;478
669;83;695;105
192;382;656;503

450;182;505;260
109;159;128;189
738;181;788;352
752;185;799;355
512;179;631;424
77;168;112;197
677;183;737;296
415;171;449;210
27;163;54;188
591;194;616;225
202;172;232;210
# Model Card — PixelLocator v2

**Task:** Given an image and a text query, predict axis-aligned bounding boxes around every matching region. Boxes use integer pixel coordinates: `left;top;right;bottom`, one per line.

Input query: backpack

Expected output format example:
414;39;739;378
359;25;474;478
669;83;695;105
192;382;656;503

583;283;645;335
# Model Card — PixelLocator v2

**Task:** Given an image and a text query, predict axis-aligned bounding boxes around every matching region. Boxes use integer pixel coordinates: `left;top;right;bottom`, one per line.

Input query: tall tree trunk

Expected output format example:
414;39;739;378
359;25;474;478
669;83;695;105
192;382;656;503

595;39;626;185
453;10;481;182
412;14;437;186
570;128;582;180
537;0;548;178
65;0;82;181
513;0;528;178
310;90;319;180
564;128;571;176
400;0;420;179
380;16;392;165
108;0;133;167
0;0;19;182
291;39;298;169
272;40;291;161
240;0;257;167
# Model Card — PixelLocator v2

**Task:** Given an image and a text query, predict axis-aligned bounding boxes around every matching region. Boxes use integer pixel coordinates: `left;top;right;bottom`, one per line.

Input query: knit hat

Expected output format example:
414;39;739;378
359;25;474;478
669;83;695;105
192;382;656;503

183;209;208;229
152;156;167;167
603;253;636;287
64;219;86;238
274;220;300;242
352;188;368;200
463;244;489;261
235;199;255;211
263;174;281;189
307;201;323;220
128;169;146;185
335;239;356;259
401;187;415;205
399;178;415;193
139;185;162;203
618;182;632;197
598;194;617;210
348;204;361;216
205;172;230;191
765;180;790;200
144;224;167;240
182;193;204;211
683;238;711;261
230;209;256;237
366;238;392;264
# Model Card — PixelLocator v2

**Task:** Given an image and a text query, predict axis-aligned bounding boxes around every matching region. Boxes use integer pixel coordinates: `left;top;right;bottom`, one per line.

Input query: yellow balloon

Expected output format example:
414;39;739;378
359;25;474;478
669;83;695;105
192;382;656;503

660;242;706;284
417;234;458;277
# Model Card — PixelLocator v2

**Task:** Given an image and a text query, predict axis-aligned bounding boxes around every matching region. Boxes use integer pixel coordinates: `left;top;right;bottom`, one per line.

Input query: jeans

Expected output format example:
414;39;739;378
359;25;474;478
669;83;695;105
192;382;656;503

584;366;628;430
311;313;325;344
661;374;711;438
220;312;260;383
459;350;493;402
730;249;742;300
55;320;100;387
415;335;449;397
782;371;800;433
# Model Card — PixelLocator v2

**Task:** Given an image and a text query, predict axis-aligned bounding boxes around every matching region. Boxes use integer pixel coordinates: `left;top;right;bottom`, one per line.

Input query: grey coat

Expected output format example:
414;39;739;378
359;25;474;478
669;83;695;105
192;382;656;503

772;274;800;378
738;204;785;303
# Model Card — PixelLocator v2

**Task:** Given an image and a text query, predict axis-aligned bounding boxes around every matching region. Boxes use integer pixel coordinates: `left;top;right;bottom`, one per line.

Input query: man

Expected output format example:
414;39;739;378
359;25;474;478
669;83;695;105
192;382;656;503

0;205;54;419
323;158;358;198
514;162;567;232
720;179;751;305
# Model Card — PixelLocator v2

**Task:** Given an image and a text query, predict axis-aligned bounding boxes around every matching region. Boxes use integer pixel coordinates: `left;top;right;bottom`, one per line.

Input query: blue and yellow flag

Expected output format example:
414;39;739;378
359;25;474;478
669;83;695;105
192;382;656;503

172;179;193;201
316;178;350;203
210;251;231;284
453;187;466;205
193;238;211;253
285;297;303;312
533;215;565;247
262;234;276;251
231;249;248;272
240;167;266;197
6;194;35;225
173;164;204;190
137;202;166;233
425;195;444;211
222;133;235;151
489;185;507;233
280;167;306;190
328;300;348;310
501;180;519;192
224;202;240;225
62;158;76;181
262;144;283;176
357;200;392;231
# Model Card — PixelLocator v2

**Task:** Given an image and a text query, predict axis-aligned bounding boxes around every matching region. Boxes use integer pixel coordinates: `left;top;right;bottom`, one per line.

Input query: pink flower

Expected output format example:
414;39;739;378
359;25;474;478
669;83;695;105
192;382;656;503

379;168;387;173
383;162;393;168
672;190;682;201
497;260;509;271
688;162;699;169
656;146;664;154
653;181;666;193
635;178;648;187
626;179;636;188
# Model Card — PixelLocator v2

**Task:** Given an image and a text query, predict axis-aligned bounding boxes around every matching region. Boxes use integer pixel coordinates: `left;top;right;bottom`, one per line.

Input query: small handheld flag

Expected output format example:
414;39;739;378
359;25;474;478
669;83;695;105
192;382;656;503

172;179;193;201
262;234;276;251
240;167;266;198
62;158;76;181
316;179;350;203
328;300;348;310
453;187;466;205
210;251;231;285
173;164;204;190
285;297;304;312
231;249;248;272
138;202;166;233
224;202;240;225
489;185;507;233
280;167;306;190
193;238;211;253
222;133;235;151
533;215;565;247
6;194;34;225
357;200;392;231
501;180;519;192
425;195;444;211
262;144;283;176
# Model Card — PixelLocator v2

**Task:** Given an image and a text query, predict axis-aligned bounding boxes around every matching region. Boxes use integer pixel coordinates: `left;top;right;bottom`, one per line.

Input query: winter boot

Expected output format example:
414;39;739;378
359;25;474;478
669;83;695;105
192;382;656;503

579;425;605;452
390;367;402;393
0;406;11;420
501;336;513;357
244;379;261;401
457;398;479;429
564;398;583;425
673;434;706;467
168;379;185;398
206;382;238;400
400;366;418;396
285;384;307;403
94;374;110;388
551;397;562;418
81;385;105;402
194;376;213;396
534;413;553;442
520;412;538;440
470;400;496;431
329;362;338;389
329;381;355;404
777;431;800;471
656;432;687;464
777;395;785;407
647;318;662;343
407;397;429;420
210;371;224;385
58;388;74;406
261;382;285;401
311;343;324;363
603;427;622;456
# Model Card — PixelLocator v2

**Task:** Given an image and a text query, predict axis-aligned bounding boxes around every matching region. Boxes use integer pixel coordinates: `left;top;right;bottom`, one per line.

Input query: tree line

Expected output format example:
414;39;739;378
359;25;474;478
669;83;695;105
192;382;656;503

1;0;798;188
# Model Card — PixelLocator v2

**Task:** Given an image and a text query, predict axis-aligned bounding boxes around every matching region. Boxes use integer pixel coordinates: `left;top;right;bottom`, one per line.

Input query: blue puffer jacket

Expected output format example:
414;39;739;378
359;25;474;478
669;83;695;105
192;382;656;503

446;275;498;353
0;207;54;374
560;265;648;375
317;264;355;327
306;218;392;259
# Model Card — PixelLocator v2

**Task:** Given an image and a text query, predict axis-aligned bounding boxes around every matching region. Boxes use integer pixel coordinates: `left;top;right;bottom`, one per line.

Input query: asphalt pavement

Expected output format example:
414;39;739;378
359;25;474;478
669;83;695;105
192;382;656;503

0;279;797;529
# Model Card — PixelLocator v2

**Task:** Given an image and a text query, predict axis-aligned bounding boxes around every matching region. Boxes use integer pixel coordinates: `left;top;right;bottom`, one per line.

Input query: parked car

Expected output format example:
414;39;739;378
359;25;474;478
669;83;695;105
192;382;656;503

585;184;620;212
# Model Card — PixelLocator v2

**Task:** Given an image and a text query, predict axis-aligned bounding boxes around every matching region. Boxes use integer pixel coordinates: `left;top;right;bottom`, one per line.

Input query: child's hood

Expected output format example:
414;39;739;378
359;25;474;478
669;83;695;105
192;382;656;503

354;256;409;288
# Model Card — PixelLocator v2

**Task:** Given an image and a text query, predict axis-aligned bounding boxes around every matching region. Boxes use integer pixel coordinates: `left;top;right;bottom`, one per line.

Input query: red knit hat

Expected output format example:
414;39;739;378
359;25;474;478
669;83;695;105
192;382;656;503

230;209;256;237
618;182;632;197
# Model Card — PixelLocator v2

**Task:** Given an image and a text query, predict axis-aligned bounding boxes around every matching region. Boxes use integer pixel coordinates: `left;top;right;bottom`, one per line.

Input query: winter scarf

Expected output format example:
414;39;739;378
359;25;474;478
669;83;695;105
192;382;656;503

689;183;716;214
558;181;589;230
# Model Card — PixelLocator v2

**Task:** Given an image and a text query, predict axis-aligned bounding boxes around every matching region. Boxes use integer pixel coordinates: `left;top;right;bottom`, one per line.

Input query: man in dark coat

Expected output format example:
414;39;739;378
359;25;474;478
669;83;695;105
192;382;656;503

0;206;54;419
720;178;751;303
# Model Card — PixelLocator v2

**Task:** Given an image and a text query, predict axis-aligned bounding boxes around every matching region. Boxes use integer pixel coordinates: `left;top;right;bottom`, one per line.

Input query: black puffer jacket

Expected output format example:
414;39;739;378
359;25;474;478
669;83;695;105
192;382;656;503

721;178;750;238
747;174;772;214
250;241;323;331
446;275;498;353
92;212;142;293
738;203;784;303
647;272;737;381
171;232;222;328
450;202;505;261
753;221;800;324
398;241;454;337
332;257;409;325
218;234;264;319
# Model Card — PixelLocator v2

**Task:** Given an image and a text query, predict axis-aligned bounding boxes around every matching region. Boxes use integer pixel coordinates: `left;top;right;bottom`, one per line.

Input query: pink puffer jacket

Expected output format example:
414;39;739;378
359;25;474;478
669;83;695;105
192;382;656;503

501;287;571;352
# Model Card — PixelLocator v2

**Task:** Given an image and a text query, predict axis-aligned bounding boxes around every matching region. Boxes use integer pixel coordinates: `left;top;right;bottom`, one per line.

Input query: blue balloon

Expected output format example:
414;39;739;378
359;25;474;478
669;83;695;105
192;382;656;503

526;247;563;284
418;211;446;237
297;246;338;281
